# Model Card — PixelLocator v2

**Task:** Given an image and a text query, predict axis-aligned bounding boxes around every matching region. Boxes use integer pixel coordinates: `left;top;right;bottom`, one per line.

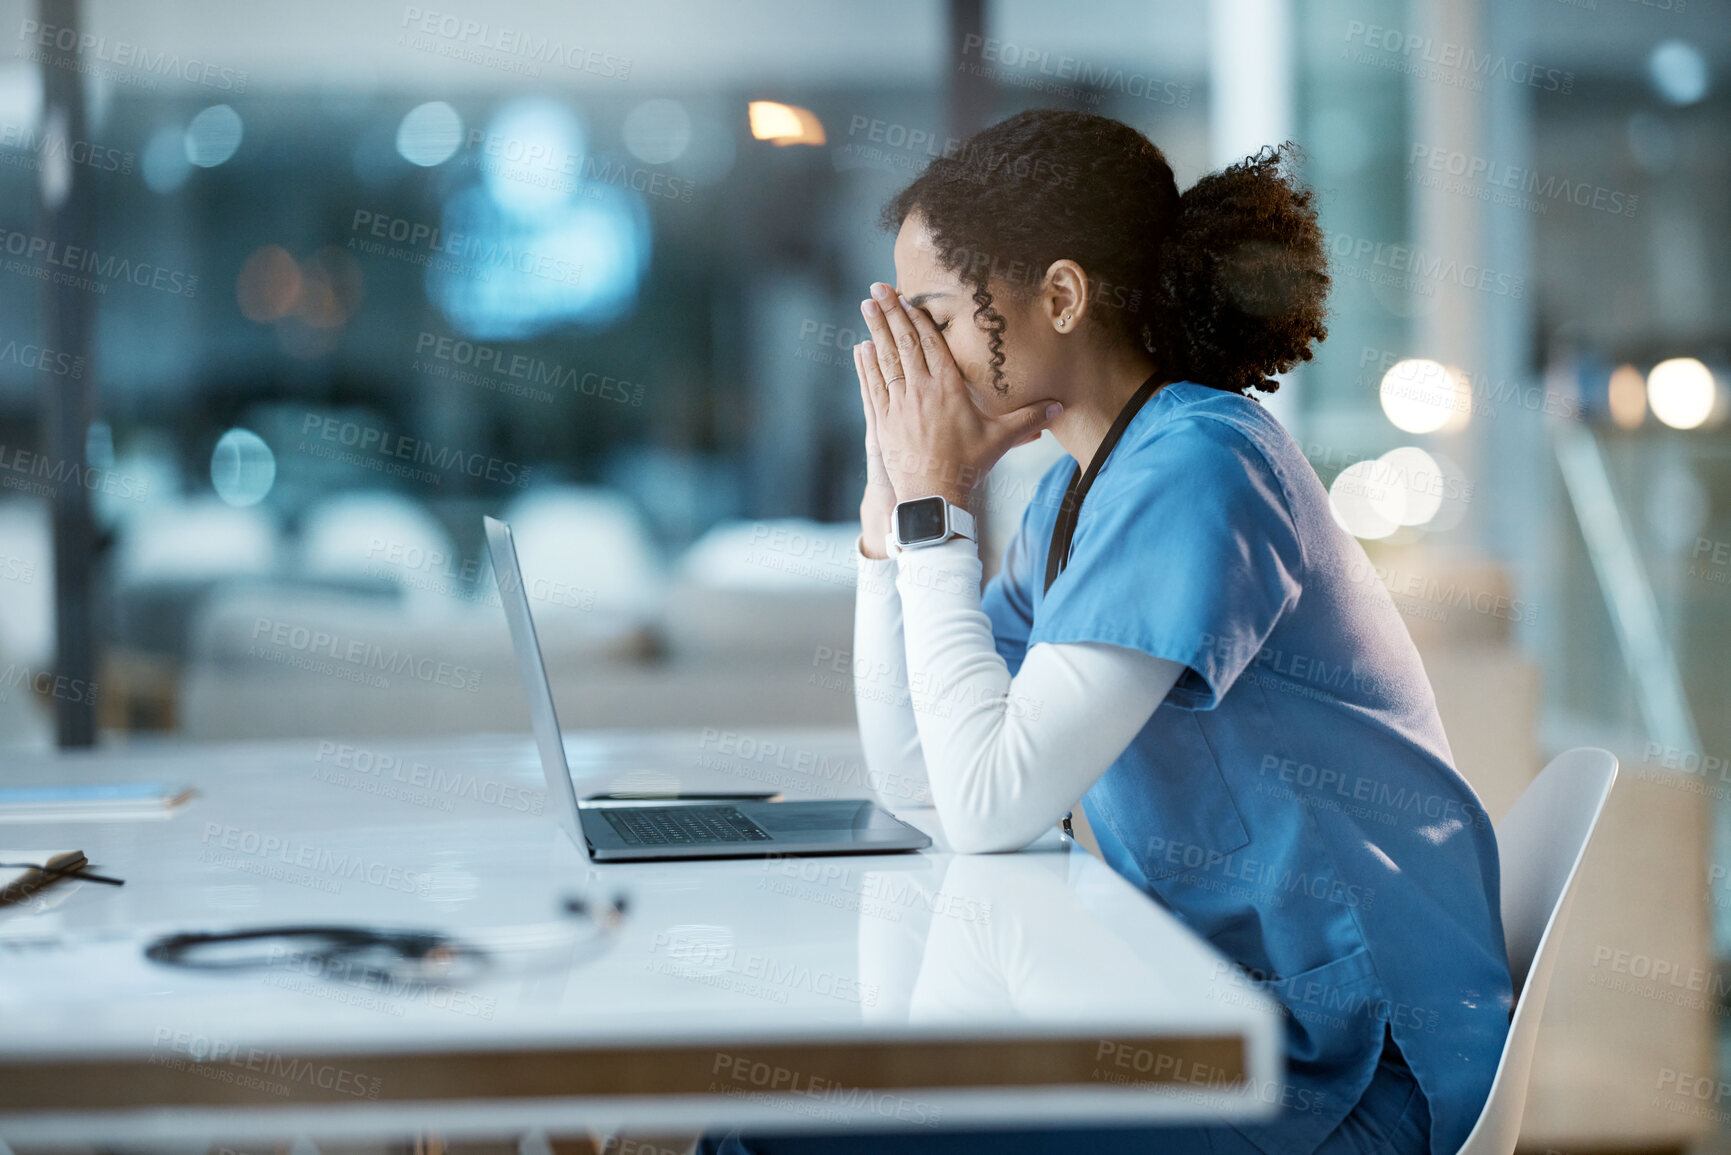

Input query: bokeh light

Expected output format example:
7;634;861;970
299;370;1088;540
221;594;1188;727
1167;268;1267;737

37;107;70;210
431;180;649;341
748;101;825;146
184;104;244;168
1328;460;1399;540
1368;446;1446;528
1329;447;1471;540
1423;452;1472;533
396;101;464;167
210;428;276;507
1647;357;1716;430
235;245;364;357
624;99;693;164
294;247;365;329
1379;358;1471;434
235;246;302;322
143;125;193;193
1649;40;1709;106
479;98;586;215
1607;364;1646;429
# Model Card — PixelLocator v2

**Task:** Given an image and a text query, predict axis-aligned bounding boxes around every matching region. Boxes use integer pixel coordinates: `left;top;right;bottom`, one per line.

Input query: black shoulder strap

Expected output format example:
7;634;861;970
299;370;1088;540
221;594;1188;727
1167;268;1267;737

1043;374;1164;596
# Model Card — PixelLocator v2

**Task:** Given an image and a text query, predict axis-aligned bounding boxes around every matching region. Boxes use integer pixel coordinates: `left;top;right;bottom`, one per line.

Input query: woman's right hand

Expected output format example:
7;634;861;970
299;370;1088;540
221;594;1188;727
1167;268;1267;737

856;342;896;559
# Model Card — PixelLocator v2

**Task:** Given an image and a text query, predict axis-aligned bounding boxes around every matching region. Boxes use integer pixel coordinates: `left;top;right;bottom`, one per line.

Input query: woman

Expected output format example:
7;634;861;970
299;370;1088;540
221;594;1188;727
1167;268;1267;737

705;109;1510;1155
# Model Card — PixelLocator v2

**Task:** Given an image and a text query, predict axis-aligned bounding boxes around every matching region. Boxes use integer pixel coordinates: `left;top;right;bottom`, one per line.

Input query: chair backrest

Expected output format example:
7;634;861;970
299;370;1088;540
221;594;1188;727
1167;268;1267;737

115;498;281;584
502;486;664;623
298;491;458;613
0;498;53;668
1456;747;1618;1155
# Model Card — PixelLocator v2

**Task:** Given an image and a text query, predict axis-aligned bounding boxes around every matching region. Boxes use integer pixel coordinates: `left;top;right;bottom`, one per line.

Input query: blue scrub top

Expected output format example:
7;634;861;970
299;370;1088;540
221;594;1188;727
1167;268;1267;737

982;382;1512;1155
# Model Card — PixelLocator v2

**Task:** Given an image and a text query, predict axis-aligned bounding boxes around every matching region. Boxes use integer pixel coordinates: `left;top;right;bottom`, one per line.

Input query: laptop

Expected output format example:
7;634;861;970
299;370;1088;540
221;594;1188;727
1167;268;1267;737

483;516;932;863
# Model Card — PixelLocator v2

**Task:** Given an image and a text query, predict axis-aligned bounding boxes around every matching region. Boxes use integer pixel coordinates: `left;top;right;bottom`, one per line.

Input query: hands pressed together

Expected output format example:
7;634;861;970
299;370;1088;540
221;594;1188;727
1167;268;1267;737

852;281;1061;559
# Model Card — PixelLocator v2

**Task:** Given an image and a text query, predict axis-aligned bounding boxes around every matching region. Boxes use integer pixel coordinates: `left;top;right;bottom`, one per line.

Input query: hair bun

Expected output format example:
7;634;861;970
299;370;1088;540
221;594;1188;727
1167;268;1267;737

1157;144;1331;394
882;113;1330;397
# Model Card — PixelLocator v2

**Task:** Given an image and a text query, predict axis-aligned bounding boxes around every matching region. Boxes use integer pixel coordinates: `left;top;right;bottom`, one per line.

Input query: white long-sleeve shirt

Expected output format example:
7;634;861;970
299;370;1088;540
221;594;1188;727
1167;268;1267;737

853;532;1182;854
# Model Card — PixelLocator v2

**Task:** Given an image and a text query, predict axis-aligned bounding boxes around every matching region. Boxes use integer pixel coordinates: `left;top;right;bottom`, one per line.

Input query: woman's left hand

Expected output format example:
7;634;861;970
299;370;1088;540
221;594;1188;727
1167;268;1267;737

856;282;1062;509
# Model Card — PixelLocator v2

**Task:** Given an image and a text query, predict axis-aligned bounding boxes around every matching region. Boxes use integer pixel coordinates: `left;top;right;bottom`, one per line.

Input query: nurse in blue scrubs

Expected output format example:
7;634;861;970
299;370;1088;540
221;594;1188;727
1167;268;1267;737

703;108;1511;1155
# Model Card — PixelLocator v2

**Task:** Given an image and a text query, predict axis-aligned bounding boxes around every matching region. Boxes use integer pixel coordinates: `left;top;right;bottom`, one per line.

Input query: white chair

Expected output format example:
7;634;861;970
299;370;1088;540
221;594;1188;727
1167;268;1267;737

114;497;280;584
0;498;54;669
503;485;664;624
1456;747;1619;1155
674;518;860;592
661;519;857;661
298;491;459;615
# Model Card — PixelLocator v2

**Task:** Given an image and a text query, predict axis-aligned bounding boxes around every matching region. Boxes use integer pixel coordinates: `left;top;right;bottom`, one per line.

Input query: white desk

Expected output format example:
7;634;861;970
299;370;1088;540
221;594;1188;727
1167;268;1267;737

0;727;1283;1143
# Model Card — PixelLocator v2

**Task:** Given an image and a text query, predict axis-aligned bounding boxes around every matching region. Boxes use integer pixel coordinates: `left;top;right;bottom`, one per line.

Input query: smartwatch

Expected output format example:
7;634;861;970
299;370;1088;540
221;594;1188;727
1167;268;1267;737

892;495;976;550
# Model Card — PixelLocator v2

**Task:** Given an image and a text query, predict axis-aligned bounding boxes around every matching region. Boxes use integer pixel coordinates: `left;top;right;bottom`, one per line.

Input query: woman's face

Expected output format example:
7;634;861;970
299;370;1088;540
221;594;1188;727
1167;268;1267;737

890;214;1068;419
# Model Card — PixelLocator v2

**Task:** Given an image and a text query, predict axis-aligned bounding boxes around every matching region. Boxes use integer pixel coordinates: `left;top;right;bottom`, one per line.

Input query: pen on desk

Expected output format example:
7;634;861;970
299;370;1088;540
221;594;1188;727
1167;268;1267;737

68;869;125;886
0;863;127;887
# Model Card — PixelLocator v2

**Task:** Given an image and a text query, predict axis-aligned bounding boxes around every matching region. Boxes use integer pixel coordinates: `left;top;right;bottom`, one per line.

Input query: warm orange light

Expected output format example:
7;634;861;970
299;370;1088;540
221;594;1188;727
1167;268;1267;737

748;101;825;146
1607;364;1645;429
294;247;364;329
236;245;301;322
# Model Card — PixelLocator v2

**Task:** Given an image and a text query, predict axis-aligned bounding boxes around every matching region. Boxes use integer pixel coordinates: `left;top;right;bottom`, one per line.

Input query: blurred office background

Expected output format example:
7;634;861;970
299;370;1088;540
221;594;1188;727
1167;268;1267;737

1;0;1728;1148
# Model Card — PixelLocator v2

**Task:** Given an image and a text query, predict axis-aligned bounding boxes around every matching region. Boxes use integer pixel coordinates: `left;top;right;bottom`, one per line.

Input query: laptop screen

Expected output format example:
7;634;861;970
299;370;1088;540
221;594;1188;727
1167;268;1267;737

483;516;589;859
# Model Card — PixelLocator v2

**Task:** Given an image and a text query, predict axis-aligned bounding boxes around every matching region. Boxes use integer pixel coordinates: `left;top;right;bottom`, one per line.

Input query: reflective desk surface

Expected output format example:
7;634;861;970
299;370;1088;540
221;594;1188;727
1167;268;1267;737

0;727;1281;1143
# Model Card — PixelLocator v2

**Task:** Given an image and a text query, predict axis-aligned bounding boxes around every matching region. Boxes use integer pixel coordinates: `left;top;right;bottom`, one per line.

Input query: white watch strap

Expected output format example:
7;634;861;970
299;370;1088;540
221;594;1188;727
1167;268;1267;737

891;499;977;550
945;503;976;542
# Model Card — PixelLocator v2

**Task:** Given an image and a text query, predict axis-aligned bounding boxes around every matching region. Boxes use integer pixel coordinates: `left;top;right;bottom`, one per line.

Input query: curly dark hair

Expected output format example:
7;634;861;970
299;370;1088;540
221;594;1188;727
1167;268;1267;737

880;108;1330;396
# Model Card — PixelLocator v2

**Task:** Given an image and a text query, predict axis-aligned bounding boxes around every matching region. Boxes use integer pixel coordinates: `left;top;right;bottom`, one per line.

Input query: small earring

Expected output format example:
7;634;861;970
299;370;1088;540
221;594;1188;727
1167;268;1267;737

1060;313;1072;328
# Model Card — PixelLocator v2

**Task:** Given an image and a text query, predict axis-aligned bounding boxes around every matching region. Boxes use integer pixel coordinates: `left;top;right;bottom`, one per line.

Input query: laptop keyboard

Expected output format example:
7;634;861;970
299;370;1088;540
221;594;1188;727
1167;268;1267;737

600;805;774;847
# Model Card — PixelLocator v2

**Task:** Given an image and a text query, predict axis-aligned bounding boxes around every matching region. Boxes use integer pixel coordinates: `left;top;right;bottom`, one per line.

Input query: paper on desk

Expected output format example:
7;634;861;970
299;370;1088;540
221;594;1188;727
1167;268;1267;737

0;849;86;903
0;783;194;822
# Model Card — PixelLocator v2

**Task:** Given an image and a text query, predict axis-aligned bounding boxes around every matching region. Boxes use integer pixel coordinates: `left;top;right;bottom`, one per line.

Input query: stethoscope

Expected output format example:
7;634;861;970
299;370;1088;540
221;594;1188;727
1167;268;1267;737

144;893;628;985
